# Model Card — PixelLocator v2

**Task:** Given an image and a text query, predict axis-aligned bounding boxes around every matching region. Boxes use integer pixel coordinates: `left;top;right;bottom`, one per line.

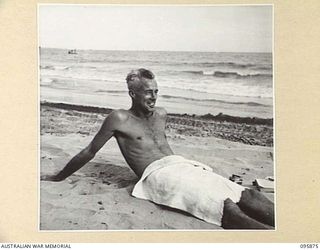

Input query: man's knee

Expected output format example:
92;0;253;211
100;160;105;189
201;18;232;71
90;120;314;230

224;198;238;210
237;188;275;227
241;188;255;198
239;188;272;205
237;189;272;214
221;198;237;228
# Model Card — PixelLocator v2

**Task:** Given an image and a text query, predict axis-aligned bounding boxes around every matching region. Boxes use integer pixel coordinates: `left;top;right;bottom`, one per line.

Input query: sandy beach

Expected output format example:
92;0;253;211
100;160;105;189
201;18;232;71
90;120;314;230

40;102;274;230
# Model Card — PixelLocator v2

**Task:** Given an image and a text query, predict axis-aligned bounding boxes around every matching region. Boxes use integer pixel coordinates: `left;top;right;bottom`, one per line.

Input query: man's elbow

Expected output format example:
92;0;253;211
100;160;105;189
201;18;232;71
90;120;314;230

82;147;96;159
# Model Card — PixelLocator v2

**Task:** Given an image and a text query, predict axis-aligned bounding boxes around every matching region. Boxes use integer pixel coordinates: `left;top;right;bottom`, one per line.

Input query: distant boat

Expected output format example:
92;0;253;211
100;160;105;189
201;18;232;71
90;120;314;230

68;49;77;54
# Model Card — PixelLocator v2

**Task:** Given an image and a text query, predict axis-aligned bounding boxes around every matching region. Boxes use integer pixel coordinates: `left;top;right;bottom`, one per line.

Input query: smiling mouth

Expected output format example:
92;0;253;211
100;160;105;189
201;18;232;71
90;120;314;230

147;102;156;108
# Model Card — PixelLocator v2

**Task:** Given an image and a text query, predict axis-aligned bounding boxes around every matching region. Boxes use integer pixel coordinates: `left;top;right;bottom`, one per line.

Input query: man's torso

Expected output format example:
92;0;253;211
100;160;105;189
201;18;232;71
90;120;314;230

111;107;173;177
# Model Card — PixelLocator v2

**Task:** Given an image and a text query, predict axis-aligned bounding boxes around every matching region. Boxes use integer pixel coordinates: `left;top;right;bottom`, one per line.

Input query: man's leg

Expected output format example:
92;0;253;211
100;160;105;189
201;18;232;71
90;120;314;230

237;189;275;226
221;198;274;229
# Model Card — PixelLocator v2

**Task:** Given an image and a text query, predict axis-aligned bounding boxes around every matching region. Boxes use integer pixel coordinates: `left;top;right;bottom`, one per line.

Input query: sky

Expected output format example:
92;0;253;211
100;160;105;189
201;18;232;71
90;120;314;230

38;5;273;53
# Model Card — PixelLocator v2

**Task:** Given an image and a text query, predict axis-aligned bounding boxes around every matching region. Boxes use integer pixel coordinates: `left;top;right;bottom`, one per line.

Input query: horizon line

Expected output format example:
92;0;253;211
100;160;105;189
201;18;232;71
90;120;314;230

39;46;272;54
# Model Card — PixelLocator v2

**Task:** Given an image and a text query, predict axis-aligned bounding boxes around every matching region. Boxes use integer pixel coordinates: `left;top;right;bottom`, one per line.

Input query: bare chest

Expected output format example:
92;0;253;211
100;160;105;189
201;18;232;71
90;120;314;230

116;115;167;146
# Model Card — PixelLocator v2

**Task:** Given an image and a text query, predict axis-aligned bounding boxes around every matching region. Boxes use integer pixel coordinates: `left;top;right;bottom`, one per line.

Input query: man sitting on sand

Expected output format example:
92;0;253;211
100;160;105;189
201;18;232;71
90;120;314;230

41;68;275;229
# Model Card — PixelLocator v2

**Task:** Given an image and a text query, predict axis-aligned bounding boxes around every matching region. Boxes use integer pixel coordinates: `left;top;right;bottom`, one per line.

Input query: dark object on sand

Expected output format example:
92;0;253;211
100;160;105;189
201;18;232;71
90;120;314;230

229;174;243;185
68;49;77;54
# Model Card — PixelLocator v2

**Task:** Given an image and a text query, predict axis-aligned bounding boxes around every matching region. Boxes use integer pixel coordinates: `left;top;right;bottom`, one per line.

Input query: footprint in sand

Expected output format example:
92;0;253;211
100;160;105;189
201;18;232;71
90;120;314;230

84;162;138;189
68;162;138;196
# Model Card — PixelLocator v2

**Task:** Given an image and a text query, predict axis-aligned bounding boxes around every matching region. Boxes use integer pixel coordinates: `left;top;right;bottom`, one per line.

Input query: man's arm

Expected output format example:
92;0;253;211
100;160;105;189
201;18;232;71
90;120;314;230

41;111;123;181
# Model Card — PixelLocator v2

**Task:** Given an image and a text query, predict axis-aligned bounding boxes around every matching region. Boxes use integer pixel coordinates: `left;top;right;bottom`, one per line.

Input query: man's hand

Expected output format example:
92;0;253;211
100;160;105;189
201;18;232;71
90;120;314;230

40;174;64;182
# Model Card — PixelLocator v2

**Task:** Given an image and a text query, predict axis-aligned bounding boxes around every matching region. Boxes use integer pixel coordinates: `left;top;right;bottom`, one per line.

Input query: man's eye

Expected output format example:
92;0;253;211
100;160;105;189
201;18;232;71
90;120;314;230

144;90;158;95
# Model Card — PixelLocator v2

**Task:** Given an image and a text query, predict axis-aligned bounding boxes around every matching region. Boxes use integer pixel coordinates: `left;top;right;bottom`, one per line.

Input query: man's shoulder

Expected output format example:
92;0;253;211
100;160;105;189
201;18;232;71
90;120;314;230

155;107;168;117
107;109;130;123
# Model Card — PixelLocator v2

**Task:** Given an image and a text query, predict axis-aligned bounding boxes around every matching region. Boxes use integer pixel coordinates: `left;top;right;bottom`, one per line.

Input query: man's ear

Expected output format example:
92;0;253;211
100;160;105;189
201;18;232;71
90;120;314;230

129;90;135;98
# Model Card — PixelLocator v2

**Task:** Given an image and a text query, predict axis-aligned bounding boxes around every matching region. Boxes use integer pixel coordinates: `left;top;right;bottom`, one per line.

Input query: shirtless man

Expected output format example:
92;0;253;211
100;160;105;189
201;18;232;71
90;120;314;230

41;68;275;229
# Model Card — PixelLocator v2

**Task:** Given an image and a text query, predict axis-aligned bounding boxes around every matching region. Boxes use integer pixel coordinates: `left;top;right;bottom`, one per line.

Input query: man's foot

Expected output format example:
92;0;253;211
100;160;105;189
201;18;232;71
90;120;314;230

221;198;274;229
237;189;275;226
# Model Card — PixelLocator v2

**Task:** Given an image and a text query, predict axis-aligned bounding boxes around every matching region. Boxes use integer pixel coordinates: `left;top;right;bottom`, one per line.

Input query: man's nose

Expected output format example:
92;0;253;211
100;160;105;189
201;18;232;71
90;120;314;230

150;91;157;99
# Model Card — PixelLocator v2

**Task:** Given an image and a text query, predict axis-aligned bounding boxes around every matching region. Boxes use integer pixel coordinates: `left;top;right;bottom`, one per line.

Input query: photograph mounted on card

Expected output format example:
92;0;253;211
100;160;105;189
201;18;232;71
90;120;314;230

38;4;275;231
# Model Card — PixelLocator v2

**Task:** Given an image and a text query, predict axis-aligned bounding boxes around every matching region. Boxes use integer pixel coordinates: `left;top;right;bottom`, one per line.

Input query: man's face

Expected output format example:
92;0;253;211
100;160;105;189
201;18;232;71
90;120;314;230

132;78;158;113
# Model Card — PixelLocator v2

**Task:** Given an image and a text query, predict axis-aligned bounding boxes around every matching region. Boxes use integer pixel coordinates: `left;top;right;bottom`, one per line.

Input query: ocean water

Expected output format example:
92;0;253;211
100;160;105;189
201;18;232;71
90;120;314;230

39;48;273;118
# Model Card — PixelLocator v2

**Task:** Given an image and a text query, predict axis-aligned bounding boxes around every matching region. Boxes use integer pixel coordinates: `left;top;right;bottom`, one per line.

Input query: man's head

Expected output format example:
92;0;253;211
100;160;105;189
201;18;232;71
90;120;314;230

126;68;158;113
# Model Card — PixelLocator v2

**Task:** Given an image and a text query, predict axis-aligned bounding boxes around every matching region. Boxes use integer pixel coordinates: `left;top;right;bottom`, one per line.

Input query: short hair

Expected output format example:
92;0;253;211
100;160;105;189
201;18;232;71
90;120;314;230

126;68;155;90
